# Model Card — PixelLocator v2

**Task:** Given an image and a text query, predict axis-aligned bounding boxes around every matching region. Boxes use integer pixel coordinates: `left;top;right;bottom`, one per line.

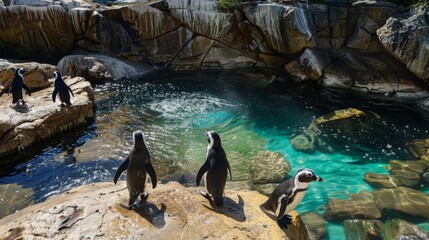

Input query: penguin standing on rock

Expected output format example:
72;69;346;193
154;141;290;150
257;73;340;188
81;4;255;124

52;71;74;106
114;131;157;210
9;68;30;105
196;131;232;206
260;168;323;228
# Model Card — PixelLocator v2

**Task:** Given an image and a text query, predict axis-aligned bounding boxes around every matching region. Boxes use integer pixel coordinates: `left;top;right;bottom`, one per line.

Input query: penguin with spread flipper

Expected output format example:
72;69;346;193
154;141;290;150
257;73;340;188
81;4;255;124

114;131;157;209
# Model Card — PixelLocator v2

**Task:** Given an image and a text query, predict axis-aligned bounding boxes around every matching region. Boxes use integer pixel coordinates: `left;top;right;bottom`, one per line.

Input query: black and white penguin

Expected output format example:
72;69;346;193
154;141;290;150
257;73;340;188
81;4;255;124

9;68;30;105
196;131;232;206
113;131;157;209
52;71;74;106
260;168;323;228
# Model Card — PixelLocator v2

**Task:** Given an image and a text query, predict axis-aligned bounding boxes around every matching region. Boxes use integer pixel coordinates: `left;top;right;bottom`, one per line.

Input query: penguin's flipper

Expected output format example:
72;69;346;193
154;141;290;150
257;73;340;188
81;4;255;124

146;162;157;189
277;195;289;220
67;86;74;97
22;84;31;96
196;161;211;186
113;157;129;184
52;88;58;102
226;159;232;181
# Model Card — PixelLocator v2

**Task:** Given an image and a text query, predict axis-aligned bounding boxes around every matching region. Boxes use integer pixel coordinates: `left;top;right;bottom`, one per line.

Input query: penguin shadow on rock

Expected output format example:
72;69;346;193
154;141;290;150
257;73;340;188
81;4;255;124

113;130;166;228
9;67;31;113
260;168;323;231
196;131;246;222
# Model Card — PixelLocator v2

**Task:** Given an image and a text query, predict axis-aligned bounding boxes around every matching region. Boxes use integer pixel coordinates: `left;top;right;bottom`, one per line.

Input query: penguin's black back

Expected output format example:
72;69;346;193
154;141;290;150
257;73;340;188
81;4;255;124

10;74;24;103
206;147;228;205
263;178;295;213
55;78;72;105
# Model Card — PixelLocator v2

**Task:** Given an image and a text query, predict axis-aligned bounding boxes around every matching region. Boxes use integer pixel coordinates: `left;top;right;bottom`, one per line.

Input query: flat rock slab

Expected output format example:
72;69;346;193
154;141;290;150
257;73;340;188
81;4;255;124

0;181;309;240
0;77;94;164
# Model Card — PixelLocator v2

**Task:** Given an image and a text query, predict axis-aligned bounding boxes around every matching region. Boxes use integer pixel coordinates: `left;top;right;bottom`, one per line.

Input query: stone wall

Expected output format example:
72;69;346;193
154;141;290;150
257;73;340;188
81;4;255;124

0;0;427;95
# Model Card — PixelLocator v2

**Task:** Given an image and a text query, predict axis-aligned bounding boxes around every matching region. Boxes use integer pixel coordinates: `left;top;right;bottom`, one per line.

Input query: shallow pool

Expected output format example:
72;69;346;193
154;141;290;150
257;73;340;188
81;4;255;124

1;69;429;239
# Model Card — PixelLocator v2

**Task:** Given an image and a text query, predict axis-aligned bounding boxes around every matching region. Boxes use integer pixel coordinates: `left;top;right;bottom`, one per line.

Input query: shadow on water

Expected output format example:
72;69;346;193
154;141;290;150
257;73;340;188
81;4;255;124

202;194;246;222
134;202;167;229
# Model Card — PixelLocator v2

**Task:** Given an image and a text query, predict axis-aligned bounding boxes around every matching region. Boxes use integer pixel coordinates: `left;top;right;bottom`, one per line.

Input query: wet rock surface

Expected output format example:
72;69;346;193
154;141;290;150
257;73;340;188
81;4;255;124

249;150;291;184
384;219;429;240
0;183;34;219
0;77;94;164
301;211;327;239
406;138;429;161
344;219;384;240
324;187;429;221
0;181;310;240
290;108;380;153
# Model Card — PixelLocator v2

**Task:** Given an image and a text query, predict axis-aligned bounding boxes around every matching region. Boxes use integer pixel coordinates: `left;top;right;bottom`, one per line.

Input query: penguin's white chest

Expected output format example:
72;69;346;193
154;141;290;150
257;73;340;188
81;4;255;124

285;190;307;214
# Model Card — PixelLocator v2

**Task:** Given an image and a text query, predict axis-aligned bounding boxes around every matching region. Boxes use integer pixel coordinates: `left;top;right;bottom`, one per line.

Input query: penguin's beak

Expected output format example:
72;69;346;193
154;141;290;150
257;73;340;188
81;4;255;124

313;175;323;182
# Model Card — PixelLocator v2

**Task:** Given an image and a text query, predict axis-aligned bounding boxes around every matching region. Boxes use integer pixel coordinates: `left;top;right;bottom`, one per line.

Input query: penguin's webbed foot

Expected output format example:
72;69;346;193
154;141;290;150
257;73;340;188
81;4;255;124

140;192;149;203
277;215;292;229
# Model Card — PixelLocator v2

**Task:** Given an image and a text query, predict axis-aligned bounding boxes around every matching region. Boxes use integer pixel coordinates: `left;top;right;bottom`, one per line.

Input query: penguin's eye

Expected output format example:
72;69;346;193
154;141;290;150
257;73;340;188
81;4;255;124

305;173;312;178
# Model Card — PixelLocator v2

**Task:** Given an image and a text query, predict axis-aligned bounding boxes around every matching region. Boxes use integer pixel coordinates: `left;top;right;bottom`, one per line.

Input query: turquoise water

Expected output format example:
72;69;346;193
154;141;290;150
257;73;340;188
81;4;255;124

1;69;429;238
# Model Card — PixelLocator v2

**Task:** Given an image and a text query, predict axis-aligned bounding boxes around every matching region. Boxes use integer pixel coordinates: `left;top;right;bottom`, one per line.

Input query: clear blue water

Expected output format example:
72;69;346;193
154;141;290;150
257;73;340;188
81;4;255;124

1;69;429;238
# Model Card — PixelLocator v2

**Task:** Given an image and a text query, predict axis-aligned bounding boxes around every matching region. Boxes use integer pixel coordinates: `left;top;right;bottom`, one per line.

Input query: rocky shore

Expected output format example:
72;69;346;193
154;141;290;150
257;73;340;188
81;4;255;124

0;181;309;239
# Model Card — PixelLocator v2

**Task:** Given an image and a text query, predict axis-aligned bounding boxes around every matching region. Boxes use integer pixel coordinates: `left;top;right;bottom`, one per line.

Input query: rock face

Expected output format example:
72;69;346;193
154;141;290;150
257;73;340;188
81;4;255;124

0;77;94;165
0;60;57;94
58;55;153;82
249;150;291;184
384;219;429;240
0;5;74;60
377;5;429;82
0;181;310;240
324;187;429;221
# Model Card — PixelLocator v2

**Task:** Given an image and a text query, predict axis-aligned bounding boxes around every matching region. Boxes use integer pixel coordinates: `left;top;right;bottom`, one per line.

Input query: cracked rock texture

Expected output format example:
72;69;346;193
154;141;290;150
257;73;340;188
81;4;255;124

0;77;94;164
0;181;310;240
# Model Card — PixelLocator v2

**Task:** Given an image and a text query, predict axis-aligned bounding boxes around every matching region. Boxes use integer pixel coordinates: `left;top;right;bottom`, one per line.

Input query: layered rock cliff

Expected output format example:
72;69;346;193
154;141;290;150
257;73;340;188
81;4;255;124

0;0;427;91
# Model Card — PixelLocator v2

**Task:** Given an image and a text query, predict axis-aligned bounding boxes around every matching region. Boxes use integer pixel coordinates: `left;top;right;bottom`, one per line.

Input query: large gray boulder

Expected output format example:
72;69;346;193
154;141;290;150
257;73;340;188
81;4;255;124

377;5;429;82
57;55;153;82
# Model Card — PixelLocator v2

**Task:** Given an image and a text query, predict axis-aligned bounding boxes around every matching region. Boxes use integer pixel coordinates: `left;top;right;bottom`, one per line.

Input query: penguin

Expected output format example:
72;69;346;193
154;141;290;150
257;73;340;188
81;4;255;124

9;68;30;105
196;131;232;206
52;71;74;106
260;168;323;228
113;131;157;209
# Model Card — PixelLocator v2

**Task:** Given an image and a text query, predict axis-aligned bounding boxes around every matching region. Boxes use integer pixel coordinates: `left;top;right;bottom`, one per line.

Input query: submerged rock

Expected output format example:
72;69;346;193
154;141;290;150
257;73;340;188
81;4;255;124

384;219;429;240
249;150;291;184
0;181;310;239
301;211;327;239
58;55;153;82
0;183;34;219
343;219;384;240
0;77;94;165
324;187;429;221
323;191;382;221
372;187;429;220
386;160;427;189
406;138;429;161
364;172;400;189
290;108;379;153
